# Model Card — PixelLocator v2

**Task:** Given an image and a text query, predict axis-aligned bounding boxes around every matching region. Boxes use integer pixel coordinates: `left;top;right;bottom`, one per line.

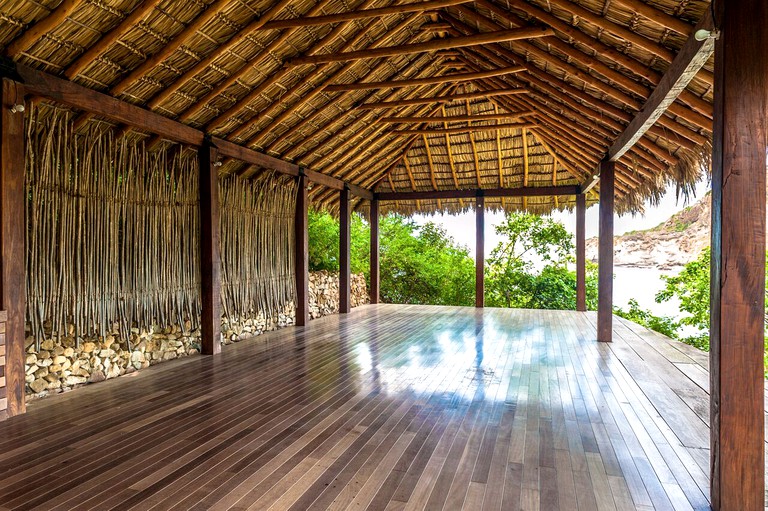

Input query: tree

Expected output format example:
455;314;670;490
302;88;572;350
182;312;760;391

307;209;369;275
485;212;597;310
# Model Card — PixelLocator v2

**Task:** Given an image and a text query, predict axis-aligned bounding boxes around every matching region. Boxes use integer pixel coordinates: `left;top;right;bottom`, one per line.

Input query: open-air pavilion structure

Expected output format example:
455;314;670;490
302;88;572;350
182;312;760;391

0;0;764;509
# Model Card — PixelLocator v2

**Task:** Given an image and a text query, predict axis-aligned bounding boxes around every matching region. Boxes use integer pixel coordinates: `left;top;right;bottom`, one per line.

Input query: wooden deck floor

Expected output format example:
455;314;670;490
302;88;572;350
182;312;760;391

0;304;735;510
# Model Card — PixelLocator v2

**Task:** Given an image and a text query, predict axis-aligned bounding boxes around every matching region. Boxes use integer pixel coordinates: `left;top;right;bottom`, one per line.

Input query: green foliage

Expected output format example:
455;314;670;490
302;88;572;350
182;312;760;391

379;216;474;306
614;299;680;340
485;213;598;310
307;210;474;306
656;248;711;348
307;210;369;275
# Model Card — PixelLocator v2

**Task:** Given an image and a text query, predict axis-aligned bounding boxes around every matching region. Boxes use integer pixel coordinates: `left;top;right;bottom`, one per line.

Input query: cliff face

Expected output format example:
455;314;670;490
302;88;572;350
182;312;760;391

586;193;711;269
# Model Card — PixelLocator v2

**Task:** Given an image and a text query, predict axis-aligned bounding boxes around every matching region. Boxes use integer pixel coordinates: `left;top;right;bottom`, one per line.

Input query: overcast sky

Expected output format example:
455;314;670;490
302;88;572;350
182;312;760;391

412;180;711;258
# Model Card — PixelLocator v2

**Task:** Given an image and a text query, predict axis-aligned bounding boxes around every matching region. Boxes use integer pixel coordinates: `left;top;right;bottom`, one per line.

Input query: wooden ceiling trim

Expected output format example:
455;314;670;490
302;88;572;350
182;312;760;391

287;27;554;67
177;0;338;123
5;0;83;56
390;122;534;135
261;0;472;30
378;112;533;123
239;14;424;145
322;65;525;92
356;88;527;109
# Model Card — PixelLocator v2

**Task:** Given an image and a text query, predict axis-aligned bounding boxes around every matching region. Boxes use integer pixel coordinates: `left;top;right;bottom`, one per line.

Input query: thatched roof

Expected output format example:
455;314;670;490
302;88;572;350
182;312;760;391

0;0;712;215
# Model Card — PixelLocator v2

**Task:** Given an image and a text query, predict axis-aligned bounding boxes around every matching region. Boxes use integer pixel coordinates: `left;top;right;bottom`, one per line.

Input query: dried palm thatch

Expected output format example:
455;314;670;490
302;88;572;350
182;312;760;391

26;103;201;347
220;172;296;322
1;0;712;217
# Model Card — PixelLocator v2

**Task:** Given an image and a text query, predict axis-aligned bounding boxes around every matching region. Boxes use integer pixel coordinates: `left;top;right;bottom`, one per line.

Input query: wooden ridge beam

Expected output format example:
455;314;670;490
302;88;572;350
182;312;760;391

261;0;472;30
391;122;533;135
607;9;715;161
376;185;580;200
323;66;525;92
379;112;533;123
4;61;373;199
357;89;528;109
288;27;553;66
5;0;83;56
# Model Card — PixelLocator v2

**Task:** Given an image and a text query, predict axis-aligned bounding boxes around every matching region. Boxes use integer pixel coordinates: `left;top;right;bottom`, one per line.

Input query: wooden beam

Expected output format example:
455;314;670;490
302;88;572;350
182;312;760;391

597;159;614;343
3;61;373;198
357;89;528;109
422;134;439;190
376;185;580;201
289;27;553;66
262;0;472;29
391;122;534;135
295;174;309;326
379;112;532;123
65;0;163;79
5;0;82;56
466;99;482;188
575;193;586;312
199;139;222;356
339;188;352;314
0;79;26;417
521;127;530;209
441;106;461;190
370;199;380;304
495;104;504;188
324;66;525;92
710;0;768;508
613;0;693;36
475;194;485;308
607;9;715;161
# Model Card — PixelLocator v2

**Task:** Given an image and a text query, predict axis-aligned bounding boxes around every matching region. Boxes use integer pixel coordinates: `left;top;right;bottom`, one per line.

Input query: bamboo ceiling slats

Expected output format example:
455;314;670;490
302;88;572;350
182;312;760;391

0;0;714;215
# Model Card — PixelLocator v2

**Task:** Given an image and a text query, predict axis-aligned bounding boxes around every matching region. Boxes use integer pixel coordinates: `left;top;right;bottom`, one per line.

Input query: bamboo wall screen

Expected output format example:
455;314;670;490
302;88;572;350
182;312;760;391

25;104;297;345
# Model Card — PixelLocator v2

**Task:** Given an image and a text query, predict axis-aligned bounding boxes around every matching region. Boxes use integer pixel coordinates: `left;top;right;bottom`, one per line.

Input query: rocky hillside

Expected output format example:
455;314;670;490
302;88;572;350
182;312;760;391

586;193;711;269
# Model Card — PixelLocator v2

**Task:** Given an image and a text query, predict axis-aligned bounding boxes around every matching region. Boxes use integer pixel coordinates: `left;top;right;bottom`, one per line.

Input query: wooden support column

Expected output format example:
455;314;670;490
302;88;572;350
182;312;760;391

0;79;26;417
576;193;586;312
597;160;614;342
370;198;380;304
475;194;485;308
295;172;309;326
710;0;768;508
339;187;351;313
199;138;221;355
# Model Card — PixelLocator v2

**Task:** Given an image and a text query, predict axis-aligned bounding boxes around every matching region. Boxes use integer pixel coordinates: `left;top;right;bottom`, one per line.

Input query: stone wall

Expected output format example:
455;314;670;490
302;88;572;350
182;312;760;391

25;272;369;399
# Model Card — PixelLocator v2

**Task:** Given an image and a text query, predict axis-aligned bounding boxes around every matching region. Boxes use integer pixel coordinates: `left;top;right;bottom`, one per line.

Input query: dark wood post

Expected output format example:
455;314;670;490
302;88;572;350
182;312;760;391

0;79;26;417
369;198;380;304
576;193;586;312
339;187;351;313
295;172;309;326
199;137;221;355
710;0;767;508
475;193;484;308
597;160;614;342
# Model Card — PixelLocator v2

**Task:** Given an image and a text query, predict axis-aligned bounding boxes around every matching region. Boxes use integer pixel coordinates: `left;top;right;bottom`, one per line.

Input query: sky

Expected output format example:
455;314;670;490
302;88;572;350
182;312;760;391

412;180;711;258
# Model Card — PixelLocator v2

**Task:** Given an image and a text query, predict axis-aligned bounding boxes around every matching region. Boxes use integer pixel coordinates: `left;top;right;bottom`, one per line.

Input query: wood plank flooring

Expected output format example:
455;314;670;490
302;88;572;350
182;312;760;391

0;304;744;510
